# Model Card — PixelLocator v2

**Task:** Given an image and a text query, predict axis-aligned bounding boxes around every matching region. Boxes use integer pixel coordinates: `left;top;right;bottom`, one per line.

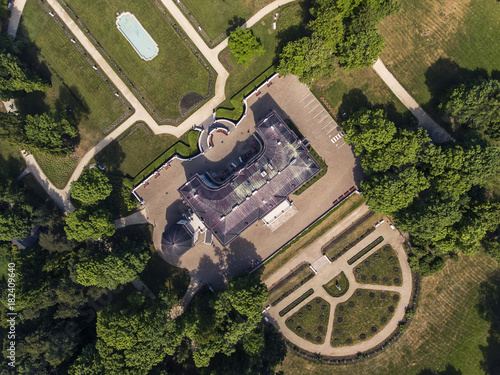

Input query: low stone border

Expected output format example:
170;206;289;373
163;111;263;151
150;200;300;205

279;271;421;364
36;0;133;135
57;0;215;124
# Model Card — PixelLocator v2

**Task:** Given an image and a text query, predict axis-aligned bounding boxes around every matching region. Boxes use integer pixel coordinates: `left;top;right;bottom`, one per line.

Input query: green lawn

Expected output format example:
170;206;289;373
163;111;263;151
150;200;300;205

331;289;400;347
378;0;500;117
181;0;276;40
0;141;25;182
323;272;349;298
33;153;79;189
323;212;384;261
312;67;412;124
259;194;365;281
285;296;331;344
66;0;210;120
354;245;403;286
279;254;497;375
17;0;128;188
95;124;179;179
219;2;308;108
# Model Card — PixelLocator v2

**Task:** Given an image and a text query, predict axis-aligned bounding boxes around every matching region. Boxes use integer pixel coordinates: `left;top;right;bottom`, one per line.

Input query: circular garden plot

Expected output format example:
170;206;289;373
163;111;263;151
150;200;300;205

322;271;349;297
285;297;330;344
354;244;403;286
331;289;400;347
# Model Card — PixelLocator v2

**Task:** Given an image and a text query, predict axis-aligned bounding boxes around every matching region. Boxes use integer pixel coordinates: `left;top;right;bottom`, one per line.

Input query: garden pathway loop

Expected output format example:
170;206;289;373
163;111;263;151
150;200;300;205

263;220;413;356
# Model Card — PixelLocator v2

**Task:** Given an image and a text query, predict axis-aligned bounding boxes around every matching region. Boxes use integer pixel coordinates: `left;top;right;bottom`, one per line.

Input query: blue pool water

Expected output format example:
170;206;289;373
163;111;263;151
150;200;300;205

116;12;159;61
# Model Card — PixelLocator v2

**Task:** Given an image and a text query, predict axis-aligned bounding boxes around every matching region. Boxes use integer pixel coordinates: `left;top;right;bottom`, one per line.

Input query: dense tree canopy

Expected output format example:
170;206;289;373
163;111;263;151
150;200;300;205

24;113;78;155
0;52;50;100
441;80;500;139
70;168;113;205
0;183;33;241
64;207;115;242
76;241;150;289
94;292;182;375
228;27;265;66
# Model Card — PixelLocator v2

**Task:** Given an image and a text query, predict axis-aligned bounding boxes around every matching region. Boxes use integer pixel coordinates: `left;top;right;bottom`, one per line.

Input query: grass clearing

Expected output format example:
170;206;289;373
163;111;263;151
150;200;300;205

378;0;500;118
259;194;365;281
278;254;497;375
354;245;403;286
323;212;384;261
0;141;25;182
286;296;330;344
268;264;315;307
323;272;349;298
33;153;79;189
180;0;276;41
66;0;210;119
331;289;400;347
312;66;412;124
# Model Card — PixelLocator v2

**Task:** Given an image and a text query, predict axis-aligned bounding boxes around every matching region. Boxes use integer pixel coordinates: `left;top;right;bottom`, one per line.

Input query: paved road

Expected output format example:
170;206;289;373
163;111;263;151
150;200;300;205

264;220;413;356
114;209;148;229
7;0;27;38
372;58;454;143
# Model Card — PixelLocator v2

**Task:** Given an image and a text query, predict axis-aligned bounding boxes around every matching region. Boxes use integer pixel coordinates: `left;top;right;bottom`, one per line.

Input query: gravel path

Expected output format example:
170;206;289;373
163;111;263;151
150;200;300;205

372;58;454;143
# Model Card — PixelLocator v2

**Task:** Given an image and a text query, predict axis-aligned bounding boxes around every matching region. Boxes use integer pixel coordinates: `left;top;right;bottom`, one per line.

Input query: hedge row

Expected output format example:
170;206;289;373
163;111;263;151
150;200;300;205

279;288;314;317
132;130;200;186
215;66;276;122
294;146;328;196
347;236;384;265
270;272;315;307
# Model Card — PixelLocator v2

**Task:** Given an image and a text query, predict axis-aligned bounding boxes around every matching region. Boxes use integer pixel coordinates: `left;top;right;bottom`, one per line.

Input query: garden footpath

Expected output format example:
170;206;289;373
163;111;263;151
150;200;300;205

263;218;413;356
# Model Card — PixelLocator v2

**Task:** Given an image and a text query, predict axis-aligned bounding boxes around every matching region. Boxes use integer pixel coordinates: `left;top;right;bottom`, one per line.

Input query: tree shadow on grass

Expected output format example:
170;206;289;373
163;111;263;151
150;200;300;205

339;88;416;127
95;140;126;177
477;269;500;375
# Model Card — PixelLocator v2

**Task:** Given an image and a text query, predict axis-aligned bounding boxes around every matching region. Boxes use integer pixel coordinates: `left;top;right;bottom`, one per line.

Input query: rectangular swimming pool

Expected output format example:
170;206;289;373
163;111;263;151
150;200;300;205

116;12;158;61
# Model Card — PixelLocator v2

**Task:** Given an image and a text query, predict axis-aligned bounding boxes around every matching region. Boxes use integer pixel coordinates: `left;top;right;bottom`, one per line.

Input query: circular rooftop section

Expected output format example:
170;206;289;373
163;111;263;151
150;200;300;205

161;224;193;256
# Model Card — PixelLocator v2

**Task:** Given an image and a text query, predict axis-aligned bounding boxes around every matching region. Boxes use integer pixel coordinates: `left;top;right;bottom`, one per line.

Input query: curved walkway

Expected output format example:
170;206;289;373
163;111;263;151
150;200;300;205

372;58;454;143
264;220;412;356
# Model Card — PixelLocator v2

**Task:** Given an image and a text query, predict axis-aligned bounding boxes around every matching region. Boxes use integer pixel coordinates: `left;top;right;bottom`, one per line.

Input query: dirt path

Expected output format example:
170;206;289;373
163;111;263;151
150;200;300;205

372;58;454;143
264;220;413;356
114;209;149;229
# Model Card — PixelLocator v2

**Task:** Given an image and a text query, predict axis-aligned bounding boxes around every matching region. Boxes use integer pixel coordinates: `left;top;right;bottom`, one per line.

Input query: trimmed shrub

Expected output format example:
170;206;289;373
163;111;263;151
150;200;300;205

394;278;401;285
359;333;366;340
356;290;363;297
374;253;381;260
332;338;340;346
338;305;345;311
393;266;400;273
382;276;389;283
393;294;400;302
319;315;325;322
388;306;395;313
337;316;344;323
298;312;304;318
321;304;328;311
287;319;294;325
334;328;342;335
369;292;375;298
305;333;313;340
315;297;322;304
355;267;362;274
306;304;312;311
380;293;387;300
316;336;322;343
347;236;384;265
360;274;367;281
348;301;355;308
381;317;388;324
371;326;378;333
279;288;314;317
346;337;352;344
364;260;371;267
371;275;378;281
317;326;324;332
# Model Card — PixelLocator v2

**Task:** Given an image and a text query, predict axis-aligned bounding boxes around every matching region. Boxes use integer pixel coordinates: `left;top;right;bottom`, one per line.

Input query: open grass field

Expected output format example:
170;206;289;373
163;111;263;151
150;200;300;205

278;254;498;375
181;0;276;40
219;2;307;108
0;141;25;182
323;271;349;298
332;289;400;347
33;153;79;189
378;0;500;117
95;124;179;179
323;212;384;261
259;194;365;281
312;67;412;124
66;0;210;119
354;245;403;287
285;296;331;344
19;0;127;152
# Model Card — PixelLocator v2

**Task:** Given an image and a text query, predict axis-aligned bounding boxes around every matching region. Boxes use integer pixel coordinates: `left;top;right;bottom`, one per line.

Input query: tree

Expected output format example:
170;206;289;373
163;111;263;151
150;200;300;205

337;27;384;70
228;27;265;66
277;37;335;83
64;208;115;242
70;168;113;205
68;345;103;375
0;184;33;241
24;113;78;155
0;52;50;100
76;241;150;289
361;167;430;214
343;108;397;155
184;274;269;368
309;8;344;51
441;80;500;138
95;292;182;374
